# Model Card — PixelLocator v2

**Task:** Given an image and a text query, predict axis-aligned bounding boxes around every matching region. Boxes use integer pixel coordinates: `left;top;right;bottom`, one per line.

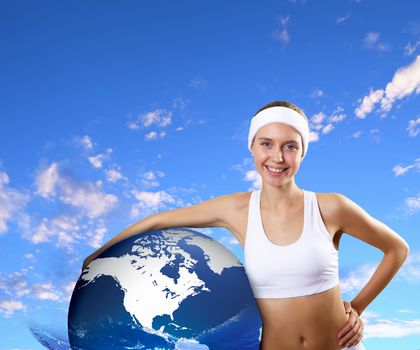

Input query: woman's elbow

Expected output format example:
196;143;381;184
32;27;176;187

393;237;410;264
400;238;410;259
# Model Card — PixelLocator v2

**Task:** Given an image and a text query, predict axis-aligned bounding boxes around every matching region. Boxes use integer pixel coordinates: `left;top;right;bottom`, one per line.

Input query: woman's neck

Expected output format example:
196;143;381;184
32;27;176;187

260;181;303;212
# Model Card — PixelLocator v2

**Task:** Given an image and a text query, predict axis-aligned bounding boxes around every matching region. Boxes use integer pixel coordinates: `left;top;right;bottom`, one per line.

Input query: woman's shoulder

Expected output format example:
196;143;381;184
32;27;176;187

312;191;360;225
209;191;251;211
226;191;252;210
311;190;349;205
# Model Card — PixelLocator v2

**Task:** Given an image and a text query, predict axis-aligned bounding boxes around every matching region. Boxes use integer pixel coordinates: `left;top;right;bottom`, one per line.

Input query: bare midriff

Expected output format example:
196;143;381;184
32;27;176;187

256;285;349;350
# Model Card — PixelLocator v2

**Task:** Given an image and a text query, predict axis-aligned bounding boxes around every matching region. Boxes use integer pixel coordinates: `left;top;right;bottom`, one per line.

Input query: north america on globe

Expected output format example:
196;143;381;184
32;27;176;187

67;228;262;350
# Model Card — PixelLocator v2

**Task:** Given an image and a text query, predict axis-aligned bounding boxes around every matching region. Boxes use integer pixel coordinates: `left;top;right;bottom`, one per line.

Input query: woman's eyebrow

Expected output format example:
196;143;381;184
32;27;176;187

257;137;299;144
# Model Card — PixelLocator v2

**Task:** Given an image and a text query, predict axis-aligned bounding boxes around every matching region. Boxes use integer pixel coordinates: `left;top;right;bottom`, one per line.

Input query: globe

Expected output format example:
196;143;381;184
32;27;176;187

68;228;262;350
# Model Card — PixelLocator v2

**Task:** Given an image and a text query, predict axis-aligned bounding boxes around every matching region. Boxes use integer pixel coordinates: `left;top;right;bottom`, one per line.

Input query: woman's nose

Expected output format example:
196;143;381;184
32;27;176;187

272;149;283;162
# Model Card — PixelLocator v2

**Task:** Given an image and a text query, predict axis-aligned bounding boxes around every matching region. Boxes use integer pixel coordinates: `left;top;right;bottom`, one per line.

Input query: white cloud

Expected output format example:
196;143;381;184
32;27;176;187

0;300;26;317
130;190;176;217
34;282;60;301
392;159;420;176
37;216;107;249
404;40;420;56
128;109;173;131
63;281;77;302
144;170;165;180
0;270;75;312
406;117;420;137
172;98;189;110
322;124;334;134
310;89;324;99
353;131;362;138
87;226;107;249
142;170;165;187
0;172;9;187
80;135;94;150
88;154;105;168
144;130;167;141
230;157;261;191
189;76;207;88
244;169;262;191
127;120;139;130
311;112;326;124
308;111;342;139
381;55;420;112
59;180;117;218
145;131;158;141
355;89;384;119
329;112;347;123
336;15;349;24
141;109;172;128
36;163;118;218
106;167;125;183
24;253;35;261
364;32;379;47
30;215;81;250
364;316;420;339
392;164;415;176
340;263;376;295
355;55;420;118
369;129;381;143
363;32;391;52
278;15;290;27
0;171;30;234
273;29;290;44
354;311;420;340
311;123;324;131
404;195;420;213
399;309;416;314
0;271;31;298
36;163;60;198
272;15;291;44
88;148;112;169
31;219;53;244
309;131;319;142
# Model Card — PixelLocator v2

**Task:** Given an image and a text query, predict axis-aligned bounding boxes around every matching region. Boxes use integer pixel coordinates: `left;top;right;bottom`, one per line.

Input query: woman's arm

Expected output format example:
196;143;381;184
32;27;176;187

333;193;410;315
82;193;236;270
331;192;409;347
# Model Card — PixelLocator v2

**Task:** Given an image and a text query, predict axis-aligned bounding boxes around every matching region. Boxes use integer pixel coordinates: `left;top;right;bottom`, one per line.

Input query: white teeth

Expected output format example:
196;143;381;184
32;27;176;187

266;166;285;173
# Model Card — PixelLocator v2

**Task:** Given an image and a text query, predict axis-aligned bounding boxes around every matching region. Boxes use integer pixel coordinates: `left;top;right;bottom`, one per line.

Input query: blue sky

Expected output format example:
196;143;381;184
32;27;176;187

1;0;419;349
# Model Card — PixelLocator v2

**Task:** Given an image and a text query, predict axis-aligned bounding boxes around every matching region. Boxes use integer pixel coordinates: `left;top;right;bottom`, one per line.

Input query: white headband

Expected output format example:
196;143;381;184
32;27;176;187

248;106;309;157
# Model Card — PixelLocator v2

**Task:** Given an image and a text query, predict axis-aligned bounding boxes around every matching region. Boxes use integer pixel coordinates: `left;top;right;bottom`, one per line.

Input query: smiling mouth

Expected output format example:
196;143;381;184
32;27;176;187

265;165;287;174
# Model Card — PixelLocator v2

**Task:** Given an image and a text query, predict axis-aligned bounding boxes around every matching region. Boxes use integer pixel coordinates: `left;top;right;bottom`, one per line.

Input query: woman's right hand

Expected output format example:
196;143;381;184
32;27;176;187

82;254;95;272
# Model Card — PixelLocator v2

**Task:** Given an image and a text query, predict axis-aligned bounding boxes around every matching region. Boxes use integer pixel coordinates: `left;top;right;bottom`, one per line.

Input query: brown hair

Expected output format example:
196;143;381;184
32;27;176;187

250;100;308;150
253;100;307;121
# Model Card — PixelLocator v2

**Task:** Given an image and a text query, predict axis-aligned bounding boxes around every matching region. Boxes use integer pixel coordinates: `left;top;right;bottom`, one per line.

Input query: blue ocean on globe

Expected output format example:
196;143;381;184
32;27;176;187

67;228;263;350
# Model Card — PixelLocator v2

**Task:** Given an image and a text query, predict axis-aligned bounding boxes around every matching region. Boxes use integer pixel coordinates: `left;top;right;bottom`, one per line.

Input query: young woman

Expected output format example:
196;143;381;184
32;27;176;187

83;101;409;350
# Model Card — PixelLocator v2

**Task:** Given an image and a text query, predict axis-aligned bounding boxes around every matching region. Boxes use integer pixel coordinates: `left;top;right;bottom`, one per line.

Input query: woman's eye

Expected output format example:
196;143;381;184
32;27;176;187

261;142;270;146
285;144;298;150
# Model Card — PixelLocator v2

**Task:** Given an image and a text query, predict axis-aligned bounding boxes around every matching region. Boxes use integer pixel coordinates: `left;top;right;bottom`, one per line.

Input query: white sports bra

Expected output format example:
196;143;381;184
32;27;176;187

244;189;339;299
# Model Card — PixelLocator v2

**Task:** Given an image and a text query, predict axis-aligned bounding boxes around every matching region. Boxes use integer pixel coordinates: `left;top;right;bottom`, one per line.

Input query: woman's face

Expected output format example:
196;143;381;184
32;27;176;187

251;122;304;186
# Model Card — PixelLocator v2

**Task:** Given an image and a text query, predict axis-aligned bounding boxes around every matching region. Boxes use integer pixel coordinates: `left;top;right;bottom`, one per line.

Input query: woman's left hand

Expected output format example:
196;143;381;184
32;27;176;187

338;300;364;348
